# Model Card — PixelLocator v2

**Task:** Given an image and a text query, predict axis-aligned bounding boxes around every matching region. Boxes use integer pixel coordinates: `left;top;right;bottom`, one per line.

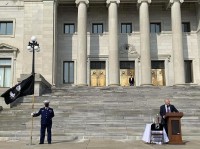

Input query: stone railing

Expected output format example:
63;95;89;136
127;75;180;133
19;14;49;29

18;73;52;96
0;88;10;109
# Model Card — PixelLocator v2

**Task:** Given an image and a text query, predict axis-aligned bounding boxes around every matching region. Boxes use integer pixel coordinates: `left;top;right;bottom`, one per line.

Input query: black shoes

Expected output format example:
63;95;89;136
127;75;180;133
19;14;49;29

39;142;51;144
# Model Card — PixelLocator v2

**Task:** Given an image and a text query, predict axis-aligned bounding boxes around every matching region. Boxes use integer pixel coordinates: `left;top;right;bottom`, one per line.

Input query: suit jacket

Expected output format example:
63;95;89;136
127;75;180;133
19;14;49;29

34;107;54;125
160;104;178;124
129;77;134;84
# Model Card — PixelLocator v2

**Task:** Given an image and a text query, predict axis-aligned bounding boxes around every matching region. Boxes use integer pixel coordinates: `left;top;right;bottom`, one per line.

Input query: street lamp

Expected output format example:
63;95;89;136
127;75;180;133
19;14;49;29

27;36;40;75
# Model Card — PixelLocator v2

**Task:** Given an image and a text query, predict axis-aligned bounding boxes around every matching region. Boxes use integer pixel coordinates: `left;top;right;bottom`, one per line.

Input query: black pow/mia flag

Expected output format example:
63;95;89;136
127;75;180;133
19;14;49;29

1;75;34;104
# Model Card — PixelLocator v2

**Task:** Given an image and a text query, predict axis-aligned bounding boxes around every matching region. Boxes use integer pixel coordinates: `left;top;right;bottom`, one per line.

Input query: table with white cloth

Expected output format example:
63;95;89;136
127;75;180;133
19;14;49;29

142;123;169;144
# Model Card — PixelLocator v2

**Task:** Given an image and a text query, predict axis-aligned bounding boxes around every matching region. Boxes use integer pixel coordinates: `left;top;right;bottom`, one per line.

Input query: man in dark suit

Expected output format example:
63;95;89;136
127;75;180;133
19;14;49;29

160;99;178;135
31;100;54;144
129;75;134;86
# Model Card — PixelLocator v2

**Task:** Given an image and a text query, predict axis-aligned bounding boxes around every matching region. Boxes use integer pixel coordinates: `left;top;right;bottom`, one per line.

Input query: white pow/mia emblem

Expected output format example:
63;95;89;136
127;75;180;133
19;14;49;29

16;85;21;91
9;85;21;99
9;91;15;98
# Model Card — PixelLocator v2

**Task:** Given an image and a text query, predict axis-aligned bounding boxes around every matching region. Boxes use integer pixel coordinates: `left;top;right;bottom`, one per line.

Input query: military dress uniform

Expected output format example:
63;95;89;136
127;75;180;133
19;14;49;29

33;103;54;144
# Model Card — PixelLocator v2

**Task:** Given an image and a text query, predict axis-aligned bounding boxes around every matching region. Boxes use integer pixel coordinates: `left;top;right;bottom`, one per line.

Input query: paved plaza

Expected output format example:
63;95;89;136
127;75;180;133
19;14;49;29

0;139;200;149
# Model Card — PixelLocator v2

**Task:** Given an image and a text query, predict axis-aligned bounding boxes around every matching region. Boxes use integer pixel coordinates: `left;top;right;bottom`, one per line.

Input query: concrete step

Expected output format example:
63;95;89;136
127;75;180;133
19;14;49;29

1;86;200;141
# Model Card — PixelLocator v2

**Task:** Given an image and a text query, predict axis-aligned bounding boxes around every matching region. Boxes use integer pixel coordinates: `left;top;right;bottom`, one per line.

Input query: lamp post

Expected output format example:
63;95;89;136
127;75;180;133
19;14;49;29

27;36;40;145
27;36;40;76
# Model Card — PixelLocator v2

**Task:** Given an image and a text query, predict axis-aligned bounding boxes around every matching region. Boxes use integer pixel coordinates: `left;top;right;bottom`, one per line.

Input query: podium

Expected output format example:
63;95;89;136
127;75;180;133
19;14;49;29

166;112;184;144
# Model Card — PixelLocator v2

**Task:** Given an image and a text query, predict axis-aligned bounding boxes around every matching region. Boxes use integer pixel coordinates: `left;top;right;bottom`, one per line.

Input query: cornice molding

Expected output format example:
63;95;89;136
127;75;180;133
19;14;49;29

0;43;18;52
106;0;120;6
75;0;89;6
170;0;184;4
137;0;151;4
0;43;19;59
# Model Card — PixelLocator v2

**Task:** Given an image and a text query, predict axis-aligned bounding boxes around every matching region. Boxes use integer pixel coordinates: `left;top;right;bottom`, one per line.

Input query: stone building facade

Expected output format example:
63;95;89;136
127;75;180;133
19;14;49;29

0;0;200;88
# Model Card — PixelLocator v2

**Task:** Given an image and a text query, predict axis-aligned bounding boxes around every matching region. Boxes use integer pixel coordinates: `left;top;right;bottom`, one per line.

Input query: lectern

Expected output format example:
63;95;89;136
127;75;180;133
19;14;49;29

165;112;184;144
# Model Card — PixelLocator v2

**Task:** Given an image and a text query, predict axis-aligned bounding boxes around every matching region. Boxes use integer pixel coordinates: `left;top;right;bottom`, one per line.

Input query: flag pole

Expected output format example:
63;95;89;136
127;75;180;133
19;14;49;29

30;95;35;145
28;36;37;145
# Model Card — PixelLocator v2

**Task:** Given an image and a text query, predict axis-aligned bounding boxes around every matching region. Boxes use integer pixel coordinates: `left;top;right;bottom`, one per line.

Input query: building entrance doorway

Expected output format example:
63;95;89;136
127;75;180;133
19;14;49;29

151;61;165;86
90;61;106;87
120;61;135;86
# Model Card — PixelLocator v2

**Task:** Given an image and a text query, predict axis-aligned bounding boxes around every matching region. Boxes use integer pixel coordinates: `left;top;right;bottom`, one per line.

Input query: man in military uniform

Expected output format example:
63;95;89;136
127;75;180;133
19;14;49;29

31;100;54;144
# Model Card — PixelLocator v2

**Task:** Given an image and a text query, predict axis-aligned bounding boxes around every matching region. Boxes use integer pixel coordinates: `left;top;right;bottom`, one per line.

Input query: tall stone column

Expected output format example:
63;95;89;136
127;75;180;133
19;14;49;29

170;0;185;85
76;0;89;86
138;0;152;86
107;0;120;86
53;0;58;86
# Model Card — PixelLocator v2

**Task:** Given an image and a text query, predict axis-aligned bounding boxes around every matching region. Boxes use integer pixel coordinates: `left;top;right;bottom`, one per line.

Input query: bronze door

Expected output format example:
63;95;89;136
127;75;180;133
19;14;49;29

152;69;165;86
90;61;106;87
91;69;106;87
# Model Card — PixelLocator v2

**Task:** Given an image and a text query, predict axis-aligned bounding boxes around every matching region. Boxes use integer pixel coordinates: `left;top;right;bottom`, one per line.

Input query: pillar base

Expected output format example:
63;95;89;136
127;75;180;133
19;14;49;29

140;84;153;86
173;84;186;86
76;84;88;86
108;84;120;86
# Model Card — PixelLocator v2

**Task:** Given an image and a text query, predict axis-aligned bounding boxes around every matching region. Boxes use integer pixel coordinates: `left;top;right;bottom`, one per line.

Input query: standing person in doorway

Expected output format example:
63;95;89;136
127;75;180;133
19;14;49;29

31;100;54;144
129;75;134;86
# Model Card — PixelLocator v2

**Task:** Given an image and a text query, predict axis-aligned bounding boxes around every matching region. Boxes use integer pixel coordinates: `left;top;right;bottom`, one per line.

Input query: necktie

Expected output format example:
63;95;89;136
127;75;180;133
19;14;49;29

167;106;170;113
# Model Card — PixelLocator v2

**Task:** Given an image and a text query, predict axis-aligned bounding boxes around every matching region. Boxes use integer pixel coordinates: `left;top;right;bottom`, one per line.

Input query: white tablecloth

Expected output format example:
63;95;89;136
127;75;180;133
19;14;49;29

142;123;169;143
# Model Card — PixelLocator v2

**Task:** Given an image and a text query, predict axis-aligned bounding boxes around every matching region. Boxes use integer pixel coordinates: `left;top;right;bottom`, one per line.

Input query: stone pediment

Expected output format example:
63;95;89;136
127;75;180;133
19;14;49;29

0;43;18;52
0;43;19;58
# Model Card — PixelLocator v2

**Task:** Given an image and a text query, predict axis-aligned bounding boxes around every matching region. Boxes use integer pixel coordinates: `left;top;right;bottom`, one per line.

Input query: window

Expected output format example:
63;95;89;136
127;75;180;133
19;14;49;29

184;60;193;83
182;22;191;32
64;24;75;34
120;61;135;69
121;23;132;33
0;59;11;87
92;23;103;34
0;21;13;35
150;23;161;33
151;61;165;69
63;62;74;83
90;61;105;69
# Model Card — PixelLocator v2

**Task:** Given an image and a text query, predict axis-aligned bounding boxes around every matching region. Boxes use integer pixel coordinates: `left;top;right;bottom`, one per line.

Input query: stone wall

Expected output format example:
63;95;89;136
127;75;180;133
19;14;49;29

0;1;24;85
23;1;54;84
0;0;55;86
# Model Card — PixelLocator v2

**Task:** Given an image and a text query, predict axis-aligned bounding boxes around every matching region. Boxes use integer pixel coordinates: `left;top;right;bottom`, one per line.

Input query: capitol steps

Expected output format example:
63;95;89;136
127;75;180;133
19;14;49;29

0;86;200;141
